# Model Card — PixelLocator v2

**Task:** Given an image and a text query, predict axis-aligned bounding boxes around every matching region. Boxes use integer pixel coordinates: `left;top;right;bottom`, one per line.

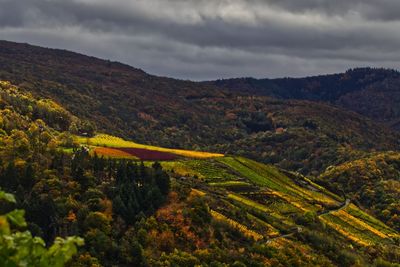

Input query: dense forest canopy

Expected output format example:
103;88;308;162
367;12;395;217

0;81;171;265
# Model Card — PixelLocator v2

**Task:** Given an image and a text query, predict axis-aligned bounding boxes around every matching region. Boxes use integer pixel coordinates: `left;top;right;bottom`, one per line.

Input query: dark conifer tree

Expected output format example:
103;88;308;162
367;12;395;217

20;161;35;190
1;162;18;191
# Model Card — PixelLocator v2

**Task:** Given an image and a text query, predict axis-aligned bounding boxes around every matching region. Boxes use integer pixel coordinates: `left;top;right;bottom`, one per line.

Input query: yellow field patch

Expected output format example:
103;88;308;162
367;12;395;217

191;188;206;197
211;209;264;241
160;161;204;178
331;209;388;239
319;216;370;246
228;193;269;212
270;191;310;212
77;134;224;159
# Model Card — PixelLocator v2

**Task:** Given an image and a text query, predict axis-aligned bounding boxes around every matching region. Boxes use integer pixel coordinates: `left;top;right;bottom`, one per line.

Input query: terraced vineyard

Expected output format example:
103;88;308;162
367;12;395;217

319;204;399;246
76;133;400;250
165;156;399;249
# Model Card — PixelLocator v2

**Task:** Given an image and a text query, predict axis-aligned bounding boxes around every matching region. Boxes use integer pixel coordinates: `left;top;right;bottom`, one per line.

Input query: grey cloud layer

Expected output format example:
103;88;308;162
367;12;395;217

0;0;399;80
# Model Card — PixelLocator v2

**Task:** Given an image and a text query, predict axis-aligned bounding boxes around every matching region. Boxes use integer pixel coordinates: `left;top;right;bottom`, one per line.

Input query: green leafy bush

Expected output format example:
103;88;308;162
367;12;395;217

0;190;83;267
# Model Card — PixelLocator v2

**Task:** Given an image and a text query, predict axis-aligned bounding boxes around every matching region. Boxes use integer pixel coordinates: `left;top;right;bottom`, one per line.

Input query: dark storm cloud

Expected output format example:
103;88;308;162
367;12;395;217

267;0;400;21
0;0;399;80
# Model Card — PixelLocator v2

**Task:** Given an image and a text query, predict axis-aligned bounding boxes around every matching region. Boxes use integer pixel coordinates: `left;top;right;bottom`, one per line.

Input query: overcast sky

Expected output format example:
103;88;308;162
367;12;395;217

1;0;400;80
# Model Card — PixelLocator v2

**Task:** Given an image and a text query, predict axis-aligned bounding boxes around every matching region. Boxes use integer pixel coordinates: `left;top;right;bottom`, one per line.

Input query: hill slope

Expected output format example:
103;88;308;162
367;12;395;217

318;152;400;231
73;129;400;266
0;40;399;176
1;80;399;266
210;68;400;130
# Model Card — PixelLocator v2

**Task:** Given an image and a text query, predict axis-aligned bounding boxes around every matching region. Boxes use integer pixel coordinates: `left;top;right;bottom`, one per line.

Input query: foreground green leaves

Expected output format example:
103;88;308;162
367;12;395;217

0;190;84;267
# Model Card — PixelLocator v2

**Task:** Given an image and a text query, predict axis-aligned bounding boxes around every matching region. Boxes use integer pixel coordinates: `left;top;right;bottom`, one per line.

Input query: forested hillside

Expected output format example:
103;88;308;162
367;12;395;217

0;80;399;266
0;41;399;177
0;81;171;266
318;152;400;231
210;68;400;130
1;41;400;266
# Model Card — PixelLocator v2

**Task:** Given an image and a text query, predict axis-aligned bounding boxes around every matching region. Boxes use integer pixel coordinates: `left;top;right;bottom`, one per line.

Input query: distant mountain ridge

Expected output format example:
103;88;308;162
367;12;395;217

209;68;400;129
